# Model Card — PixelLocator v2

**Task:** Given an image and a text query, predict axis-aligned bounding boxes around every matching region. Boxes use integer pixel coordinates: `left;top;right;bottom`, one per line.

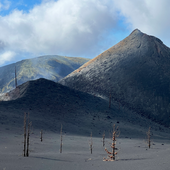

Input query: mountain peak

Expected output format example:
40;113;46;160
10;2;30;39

60;30;170;126
129;29;163;45
131;28;142;34
129;29;143;38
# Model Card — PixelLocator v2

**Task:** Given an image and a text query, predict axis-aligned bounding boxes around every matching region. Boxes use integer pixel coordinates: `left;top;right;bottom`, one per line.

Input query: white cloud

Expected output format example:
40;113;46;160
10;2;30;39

0;0;170;67
0;0;11;11
0;51;15;65
0;0;119;63
114;0;170;46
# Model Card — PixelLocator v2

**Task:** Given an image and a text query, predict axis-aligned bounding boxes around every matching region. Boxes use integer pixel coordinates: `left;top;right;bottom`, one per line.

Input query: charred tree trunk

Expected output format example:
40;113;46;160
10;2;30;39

104;125;120;161
90;132;93;154
147;127;151;148
26;123;30;156
112;131;116;161
23;113;27;157
40;130;43;142
102;131;105;147
23;113;31;157
26;113;31;157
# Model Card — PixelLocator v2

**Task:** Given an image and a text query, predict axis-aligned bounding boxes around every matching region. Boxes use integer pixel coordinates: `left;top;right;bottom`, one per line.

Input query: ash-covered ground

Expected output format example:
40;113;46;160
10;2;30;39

1;128;170;170
1;78;170;169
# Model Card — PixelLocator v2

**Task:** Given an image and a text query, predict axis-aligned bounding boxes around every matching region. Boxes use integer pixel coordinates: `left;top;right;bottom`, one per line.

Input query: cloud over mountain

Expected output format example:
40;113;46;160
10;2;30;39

114;0;170;47
0;0;120;65
0;0;170;66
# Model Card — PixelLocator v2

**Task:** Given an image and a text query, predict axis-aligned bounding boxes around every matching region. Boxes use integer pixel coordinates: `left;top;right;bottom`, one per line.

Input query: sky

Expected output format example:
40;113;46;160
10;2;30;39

0;0;170;67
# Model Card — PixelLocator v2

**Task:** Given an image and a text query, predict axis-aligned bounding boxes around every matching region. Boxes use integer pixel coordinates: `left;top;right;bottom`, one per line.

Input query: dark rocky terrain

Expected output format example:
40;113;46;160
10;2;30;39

60;29;170;127
0;78;170;170
0;78;169;139
0;55;89;93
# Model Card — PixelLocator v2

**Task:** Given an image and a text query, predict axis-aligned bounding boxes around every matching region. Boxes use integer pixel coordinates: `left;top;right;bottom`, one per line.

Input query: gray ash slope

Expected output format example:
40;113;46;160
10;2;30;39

0;78;167;138
0;55;89;93
60;29;170;127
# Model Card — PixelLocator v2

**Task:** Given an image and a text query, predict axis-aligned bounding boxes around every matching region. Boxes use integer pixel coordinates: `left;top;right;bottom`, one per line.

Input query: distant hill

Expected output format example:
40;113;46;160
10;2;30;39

0;55;89;93
60;29;170;127
0;78;166;137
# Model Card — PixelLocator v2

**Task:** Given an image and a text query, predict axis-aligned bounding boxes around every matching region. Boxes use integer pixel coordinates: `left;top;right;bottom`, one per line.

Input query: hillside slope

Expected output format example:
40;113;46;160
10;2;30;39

60;29;170;127
0;55;89;93
0;78;167;137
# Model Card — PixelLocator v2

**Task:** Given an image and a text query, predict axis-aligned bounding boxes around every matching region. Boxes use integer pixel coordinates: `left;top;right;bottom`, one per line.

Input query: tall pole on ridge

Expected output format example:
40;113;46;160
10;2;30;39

15;66;17;88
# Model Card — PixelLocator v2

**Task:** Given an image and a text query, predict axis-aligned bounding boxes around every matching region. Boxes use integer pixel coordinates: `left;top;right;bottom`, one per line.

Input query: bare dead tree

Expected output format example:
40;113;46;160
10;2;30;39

23;113;31;157
23;113;27;157
89;132;93;154
146;127;151;149
26;114;31;157
60;124;63;153
40;130;43;142
103;125;120;161
102;131;105;147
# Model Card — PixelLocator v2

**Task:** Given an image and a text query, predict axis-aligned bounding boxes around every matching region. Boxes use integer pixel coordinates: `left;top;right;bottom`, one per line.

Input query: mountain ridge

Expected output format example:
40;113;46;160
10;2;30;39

0;55;89;93
64;29;166;77
0;78;168;137
60;29;170;127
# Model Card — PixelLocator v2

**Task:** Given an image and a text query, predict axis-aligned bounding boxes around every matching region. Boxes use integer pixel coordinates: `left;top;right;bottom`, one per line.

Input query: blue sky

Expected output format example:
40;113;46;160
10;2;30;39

0;0;42;16
0;0;169;67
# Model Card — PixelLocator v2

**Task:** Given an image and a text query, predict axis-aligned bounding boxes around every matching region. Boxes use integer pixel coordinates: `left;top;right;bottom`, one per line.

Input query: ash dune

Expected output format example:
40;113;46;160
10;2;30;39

0;78;169;139
0;55;89;93
60;29;170;127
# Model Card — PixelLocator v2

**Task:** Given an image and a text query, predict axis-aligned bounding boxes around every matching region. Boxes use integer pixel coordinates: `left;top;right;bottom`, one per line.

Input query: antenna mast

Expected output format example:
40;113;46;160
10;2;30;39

15;66;17;88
